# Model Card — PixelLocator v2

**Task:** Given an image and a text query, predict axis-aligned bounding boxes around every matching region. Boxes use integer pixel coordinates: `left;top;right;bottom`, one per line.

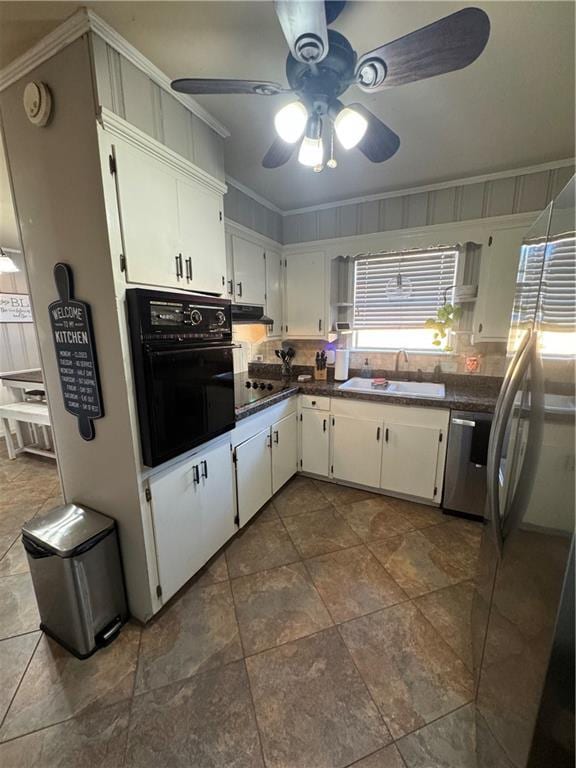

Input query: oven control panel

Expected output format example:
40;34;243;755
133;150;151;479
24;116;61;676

127;289;232;343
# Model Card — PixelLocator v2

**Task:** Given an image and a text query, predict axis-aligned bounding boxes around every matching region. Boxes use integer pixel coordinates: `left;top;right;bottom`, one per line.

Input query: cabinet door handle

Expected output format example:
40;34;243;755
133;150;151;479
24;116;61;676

273;430;279;444
311;400;316;406
227;279;234;295
185;257;192;282
192;464;200;484
318;319;322;332
323;419;327;432
385;427;389;443
266;433;272;448
237;281;243;297
175;253;183;279
201;460;208;479
376;427;381;441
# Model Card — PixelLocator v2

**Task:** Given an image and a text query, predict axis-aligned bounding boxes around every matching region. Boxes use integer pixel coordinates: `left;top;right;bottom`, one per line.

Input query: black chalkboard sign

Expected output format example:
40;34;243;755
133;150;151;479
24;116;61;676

48;263;103;441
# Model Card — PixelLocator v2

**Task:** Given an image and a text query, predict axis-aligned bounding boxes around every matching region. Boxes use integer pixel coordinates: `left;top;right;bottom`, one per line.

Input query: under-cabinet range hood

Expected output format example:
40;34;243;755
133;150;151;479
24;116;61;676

231;304;273;325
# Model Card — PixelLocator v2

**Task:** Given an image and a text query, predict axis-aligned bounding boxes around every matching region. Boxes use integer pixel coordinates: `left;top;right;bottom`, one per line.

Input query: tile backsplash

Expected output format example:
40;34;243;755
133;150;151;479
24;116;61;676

233;326;508;378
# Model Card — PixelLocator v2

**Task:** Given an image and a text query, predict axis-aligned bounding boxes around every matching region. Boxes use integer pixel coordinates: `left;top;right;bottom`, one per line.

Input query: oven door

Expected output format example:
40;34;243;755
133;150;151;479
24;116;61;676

142;344;235;466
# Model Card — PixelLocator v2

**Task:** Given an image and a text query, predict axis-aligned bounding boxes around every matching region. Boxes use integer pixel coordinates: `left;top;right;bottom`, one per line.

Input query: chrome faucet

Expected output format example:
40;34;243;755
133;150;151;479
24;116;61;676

394;349;409;372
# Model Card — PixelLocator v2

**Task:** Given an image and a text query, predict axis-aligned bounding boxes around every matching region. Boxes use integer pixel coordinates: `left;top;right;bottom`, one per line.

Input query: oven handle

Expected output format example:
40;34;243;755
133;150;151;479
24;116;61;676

146;344;236;356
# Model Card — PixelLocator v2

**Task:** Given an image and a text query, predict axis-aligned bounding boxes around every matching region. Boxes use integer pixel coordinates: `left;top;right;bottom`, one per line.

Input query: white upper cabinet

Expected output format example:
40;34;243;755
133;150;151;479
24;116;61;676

113;138;181;288
265;249;283;336
271;413;298;494
473;226;525;342
380;422;442;501
331;414;383;488
284;251;327;338
177;178;226;295
112;136;225;293
232;235;266;305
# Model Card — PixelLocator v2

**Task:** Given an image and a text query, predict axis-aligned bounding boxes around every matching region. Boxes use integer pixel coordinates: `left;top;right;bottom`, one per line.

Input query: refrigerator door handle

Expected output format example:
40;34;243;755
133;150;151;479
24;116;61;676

486;332;536;558
493;328;532;430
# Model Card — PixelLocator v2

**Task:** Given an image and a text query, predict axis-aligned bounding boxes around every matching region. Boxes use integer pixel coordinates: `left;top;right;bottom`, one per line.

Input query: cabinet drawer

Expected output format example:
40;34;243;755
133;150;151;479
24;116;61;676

300;395;330;411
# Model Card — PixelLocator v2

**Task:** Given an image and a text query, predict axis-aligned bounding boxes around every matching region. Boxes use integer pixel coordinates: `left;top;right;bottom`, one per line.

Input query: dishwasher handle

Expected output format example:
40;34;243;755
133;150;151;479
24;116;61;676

451;418;476;428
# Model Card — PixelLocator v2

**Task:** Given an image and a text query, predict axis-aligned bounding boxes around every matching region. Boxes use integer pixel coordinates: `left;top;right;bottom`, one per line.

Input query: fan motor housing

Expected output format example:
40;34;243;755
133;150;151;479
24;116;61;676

286;30;357;102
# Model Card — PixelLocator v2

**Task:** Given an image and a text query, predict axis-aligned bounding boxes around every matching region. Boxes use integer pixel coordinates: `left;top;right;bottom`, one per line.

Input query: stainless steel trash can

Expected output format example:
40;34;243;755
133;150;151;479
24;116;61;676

22;503;128;659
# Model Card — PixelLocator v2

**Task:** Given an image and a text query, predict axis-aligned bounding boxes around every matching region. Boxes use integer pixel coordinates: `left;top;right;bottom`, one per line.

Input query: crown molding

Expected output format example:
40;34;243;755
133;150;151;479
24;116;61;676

0;9;90;92
224;218;282;250
0;8;230;139
99;108;227;195
281;158;575;216
226;176;283;216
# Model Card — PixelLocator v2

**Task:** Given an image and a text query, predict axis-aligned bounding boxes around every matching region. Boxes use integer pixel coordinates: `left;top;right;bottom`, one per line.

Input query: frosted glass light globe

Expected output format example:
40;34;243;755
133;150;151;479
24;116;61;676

334;107;368;149
274;101;308;143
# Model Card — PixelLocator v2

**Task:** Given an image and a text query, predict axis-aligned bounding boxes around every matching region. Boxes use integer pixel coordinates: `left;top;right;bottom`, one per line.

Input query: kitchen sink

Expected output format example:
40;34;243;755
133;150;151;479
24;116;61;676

338;377;446;399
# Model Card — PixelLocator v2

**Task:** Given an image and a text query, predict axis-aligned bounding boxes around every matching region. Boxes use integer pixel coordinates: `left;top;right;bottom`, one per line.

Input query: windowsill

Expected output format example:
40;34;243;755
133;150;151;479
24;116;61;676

351;347;458;356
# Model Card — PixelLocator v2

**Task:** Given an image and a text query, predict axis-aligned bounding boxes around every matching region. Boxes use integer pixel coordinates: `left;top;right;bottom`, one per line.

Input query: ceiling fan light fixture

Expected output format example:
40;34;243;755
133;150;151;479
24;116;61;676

0;255;19;273
334;106;368;149
274;101;308;143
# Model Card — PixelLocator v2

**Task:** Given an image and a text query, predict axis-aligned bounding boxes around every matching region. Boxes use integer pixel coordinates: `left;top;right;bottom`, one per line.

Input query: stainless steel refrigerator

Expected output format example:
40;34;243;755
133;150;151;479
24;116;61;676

473;175;575;768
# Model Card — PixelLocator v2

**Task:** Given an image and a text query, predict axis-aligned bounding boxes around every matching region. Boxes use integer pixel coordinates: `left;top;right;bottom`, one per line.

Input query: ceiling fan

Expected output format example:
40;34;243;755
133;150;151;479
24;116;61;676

171;1;490;172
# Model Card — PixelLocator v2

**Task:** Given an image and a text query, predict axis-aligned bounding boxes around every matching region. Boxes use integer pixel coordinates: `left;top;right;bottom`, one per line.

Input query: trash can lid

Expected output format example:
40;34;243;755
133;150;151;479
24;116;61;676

22;504;115;557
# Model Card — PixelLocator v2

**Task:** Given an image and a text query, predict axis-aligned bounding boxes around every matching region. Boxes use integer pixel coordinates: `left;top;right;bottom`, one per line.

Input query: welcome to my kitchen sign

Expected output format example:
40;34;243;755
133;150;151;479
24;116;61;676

49;263;104;441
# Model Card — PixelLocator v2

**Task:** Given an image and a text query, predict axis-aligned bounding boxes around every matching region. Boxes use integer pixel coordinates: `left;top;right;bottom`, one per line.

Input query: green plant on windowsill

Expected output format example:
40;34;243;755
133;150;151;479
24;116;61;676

425;303;462;351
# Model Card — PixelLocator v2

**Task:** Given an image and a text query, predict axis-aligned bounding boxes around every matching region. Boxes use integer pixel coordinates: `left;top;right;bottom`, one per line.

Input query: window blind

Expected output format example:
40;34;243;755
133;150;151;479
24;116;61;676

513;234;576;331
540;234;576;331
353;246;459;329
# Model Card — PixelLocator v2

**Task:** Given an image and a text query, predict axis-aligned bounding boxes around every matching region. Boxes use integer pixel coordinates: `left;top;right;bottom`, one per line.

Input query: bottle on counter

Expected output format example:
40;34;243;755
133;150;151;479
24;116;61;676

360;358;372;378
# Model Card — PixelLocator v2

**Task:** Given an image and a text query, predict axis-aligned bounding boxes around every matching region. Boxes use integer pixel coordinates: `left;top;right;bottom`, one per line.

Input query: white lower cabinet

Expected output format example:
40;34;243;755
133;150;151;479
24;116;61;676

148;440;235;603
272;413;298;494
380;423;442;501
235;428;272;527
331;414;383;488
300;409;330;477
301;397;449;502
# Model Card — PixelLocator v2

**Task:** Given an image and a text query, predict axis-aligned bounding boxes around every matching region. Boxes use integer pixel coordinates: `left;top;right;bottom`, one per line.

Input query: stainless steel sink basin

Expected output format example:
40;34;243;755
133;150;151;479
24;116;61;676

338;377;446;399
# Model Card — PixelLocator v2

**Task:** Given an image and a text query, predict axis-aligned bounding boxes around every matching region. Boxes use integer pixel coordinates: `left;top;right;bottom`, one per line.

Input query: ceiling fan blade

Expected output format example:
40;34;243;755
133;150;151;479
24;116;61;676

350;104;400;163
325;1;346;25
262;137;296;168
274;0;329;63
356;7;490;91
171;78;288;96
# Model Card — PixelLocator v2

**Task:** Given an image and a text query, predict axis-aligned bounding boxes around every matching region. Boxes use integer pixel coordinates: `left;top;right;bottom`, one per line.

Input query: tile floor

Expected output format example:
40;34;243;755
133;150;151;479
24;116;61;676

0;448;483;768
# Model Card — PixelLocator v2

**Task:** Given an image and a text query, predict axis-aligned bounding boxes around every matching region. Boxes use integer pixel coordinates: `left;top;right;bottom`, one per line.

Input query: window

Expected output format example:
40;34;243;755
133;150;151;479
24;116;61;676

353;246;459;350
513;234;576;356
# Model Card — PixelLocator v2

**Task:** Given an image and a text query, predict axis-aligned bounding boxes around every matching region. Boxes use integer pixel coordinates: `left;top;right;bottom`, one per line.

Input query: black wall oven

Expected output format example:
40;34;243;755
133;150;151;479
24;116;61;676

127;289;235;467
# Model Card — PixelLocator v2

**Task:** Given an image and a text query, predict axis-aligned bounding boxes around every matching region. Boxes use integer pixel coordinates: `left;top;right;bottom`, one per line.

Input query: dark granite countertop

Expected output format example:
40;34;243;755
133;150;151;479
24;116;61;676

235;365;500;421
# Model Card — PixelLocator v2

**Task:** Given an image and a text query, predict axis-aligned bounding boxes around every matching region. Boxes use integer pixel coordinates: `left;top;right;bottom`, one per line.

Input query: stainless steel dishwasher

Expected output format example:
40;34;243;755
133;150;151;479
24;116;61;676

443;410;493;519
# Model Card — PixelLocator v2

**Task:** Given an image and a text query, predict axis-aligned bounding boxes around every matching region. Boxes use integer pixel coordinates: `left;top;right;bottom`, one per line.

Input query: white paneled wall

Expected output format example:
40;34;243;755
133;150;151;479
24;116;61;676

0;250;41;421
282;164;574;244
91;34;225;183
